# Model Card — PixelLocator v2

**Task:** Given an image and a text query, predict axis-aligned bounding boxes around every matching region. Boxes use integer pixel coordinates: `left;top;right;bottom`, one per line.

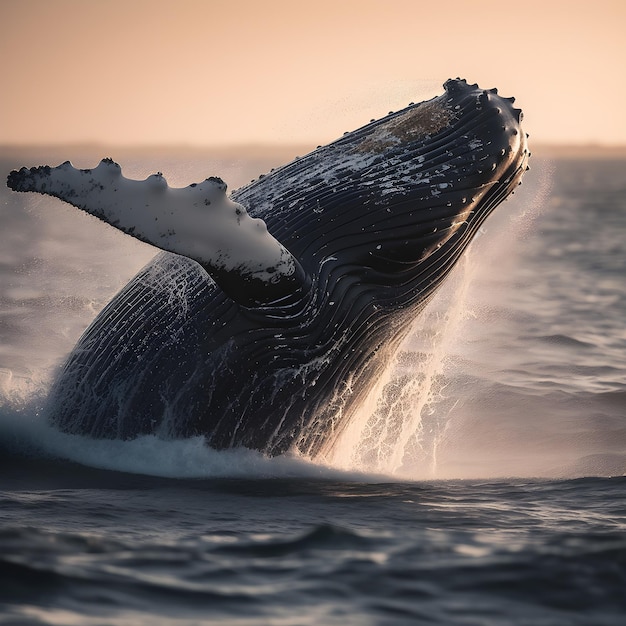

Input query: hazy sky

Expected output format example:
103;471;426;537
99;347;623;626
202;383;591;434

1;0;624;147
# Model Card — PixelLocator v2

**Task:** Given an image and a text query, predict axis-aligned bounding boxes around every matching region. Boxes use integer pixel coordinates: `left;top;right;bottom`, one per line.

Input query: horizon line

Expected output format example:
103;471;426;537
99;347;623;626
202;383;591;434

2;142;626;159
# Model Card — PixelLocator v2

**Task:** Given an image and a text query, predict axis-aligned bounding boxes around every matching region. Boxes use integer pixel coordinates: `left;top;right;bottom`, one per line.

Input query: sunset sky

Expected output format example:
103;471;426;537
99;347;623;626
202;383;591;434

1;0;624;148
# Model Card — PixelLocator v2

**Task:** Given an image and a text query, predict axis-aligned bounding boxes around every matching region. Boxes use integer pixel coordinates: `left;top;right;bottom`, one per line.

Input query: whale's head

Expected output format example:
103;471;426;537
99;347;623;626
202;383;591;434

240;78;529;305
354;79;528;266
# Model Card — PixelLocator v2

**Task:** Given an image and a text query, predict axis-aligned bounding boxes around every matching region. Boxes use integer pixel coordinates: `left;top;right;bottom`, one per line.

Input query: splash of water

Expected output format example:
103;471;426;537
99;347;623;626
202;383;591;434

326;162;552;479
0;395;397;482
326;256;473;478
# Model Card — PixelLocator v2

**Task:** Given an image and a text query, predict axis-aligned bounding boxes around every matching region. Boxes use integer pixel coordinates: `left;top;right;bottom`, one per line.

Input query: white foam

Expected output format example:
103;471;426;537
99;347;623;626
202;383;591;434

0;400;387;482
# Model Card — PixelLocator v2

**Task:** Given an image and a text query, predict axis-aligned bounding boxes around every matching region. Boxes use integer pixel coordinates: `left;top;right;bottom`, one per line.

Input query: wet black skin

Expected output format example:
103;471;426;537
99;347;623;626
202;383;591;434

7;79;529;457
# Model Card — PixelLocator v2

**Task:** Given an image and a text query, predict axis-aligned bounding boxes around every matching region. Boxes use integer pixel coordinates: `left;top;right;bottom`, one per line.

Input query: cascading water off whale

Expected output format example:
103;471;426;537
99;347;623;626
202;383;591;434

7;78;529;457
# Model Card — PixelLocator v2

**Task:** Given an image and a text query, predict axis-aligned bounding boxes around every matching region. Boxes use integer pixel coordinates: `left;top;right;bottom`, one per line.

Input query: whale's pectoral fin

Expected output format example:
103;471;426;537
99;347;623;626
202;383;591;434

7;159;308;307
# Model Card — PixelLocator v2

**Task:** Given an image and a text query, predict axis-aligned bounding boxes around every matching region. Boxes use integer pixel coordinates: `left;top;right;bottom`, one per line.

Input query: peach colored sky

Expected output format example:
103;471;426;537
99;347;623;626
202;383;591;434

1;0;624;147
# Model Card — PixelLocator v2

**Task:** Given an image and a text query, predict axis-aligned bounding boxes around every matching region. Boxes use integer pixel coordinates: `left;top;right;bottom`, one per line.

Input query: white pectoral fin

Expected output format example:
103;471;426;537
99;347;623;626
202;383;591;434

7;159;308;307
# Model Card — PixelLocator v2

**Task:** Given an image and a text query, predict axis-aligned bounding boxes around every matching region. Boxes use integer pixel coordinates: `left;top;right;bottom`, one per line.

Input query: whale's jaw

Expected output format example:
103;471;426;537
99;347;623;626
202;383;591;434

6;79;529;457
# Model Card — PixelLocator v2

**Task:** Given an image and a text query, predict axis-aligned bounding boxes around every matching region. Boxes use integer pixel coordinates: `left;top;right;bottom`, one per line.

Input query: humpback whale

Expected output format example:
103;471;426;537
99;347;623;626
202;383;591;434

7;79;529;457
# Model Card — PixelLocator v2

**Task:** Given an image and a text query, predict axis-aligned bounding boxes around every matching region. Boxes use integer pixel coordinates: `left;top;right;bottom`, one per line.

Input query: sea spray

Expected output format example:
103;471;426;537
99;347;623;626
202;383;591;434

327;163;551;478
327;255;474;478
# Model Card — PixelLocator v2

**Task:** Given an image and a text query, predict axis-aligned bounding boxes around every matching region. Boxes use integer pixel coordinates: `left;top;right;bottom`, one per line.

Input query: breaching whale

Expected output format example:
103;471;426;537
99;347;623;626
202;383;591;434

7;79;529;457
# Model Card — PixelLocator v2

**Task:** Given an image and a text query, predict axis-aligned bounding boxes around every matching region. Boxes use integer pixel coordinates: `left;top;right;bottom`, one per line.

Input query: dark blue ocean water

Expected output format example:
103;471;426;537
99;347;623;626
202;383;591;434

0;147;625;624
